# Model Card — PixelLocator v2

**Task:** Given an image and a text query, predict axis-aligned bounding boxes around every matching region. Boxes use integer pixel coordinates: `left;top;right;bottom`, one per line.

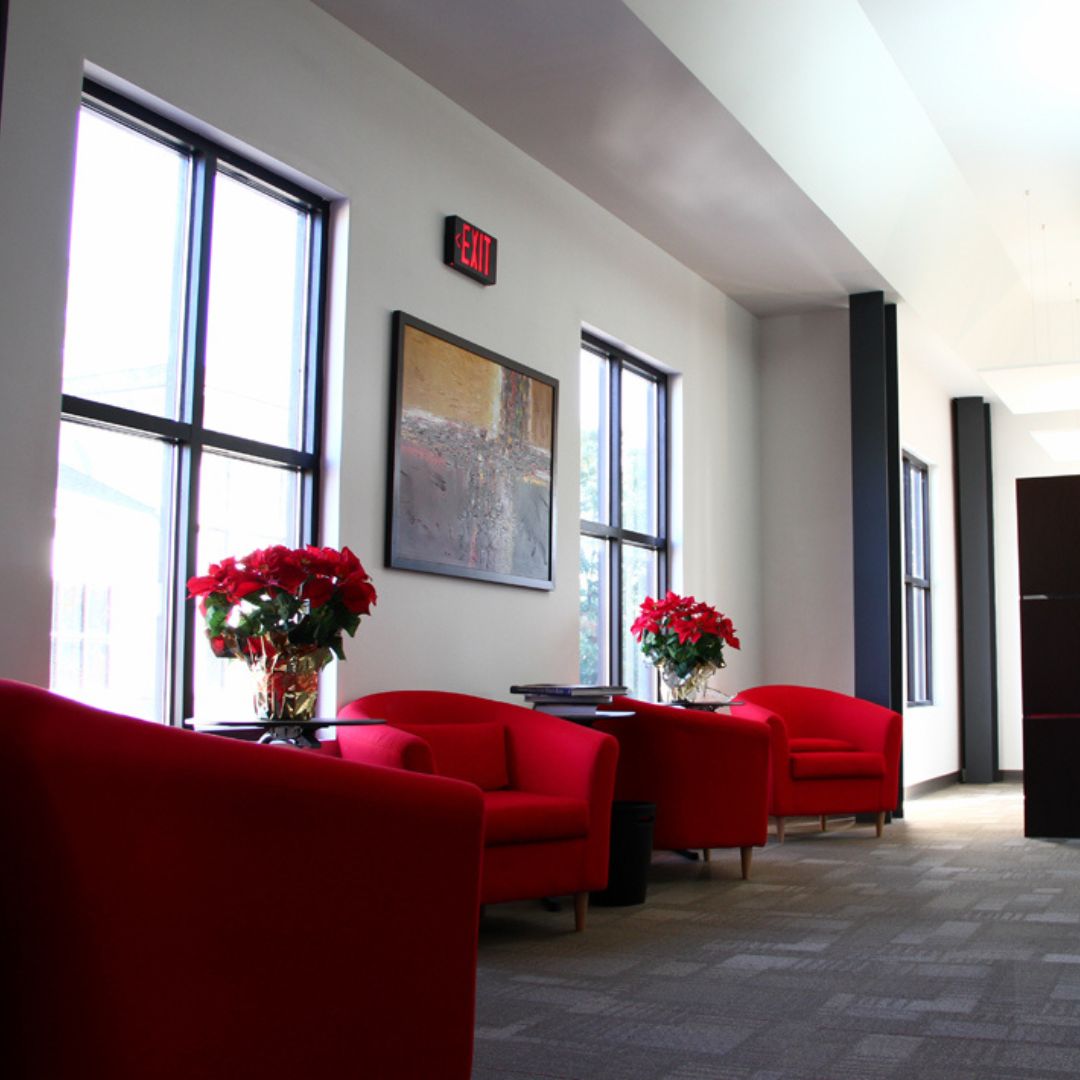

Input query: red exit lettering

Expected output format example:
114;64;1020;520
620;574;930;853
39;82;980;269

445;216;497;285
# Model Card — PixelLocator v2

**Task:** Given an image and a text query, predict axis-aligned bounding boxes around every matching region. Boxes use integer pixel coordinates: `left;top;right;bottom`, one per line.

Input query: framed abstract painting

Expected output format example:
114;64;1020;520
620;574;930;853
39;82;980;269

386;312;558;589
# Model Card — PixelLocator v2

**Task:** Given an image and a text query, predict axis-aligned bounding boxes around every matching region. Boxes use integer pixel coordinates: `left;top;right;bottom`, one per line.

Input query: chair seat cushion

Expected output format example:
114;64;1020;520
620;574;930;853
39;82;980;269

482;790;589;846
790;750;885;780
789;737;859;753
397;722;508;791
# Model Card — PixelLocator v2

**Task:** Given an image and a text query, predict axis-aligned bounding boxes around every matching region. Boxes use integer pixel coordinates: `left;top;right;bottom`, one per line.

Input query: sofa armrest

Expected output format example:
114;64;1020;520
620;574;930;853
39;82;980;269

734;701;790;810
334;723;436;774
505;709;617;801
740;685;898;753
825;696;900;755
504;711;619;888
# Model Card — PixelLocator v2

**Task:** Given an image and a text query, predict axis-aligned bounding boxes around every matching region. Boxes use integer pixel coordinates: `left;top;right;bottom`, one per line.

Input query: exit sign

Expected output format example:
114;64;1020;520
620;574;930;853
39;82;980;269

444;216;497;286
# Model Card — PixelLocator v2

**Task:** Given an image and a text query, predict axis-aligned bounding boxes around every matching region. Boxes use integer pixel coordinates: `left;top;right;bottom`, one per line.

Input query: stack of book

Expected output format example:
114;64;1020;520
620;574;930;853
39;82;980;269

508;683;628;722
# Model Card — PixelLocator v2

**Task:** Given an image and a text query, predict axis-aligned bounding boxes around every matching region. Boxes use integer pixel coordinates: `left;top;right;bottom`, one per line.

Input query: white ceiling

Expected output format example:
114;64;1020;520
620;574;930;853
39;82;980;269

313;0;1080;404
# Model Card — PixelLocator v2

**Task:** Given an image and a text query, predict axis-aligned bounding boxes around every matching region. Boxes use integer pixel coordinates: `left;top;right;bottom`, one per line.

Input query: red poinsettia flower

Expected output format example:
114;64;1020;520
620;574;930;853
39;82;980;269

188;542;377;664
631;590;740;679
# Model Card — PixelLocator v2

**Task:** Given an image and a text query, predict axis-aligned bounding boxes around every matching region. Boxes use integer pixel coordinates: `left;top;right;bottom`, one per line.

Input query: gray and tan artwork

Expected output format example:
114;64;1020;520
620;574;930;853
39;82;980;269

395;325;554;584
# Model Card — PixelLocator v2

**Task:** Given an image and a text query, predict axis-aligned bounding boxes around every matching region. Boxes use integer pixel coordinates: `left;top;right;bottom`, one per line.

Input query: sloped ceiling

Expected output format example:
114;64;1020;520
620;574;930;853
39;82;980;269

312;0;1080;406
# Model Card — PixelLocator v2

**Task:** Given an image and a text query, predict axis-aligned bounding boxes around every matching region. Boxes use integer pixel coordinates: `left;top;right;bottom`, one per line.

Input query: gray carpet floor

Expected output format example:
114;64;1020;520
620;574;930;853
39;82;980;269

472;784;1080;1079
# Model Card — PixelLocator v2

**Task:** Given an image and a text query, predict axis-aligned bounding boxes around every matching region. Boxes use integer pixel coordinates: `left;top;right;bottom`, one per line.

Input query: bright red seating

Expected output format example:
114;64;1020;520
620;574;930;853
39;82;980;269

335;690;619;930
738;684;902;841
593;696;770;878
1;679;485;1080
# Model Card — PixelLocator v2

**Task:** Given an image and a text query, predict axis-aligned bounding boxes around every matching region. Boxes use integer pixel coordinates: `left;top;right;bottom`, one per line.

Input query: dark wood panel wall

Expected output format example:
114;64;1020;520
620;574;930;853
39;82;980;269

1017;474;1080;836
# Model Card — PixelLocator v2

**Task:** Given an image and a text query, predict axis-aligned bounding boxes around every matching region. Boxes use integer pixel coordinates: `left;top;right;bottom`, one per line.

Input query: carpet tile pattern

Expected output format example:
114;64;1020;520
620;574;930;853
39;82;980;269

472;785;1080;1079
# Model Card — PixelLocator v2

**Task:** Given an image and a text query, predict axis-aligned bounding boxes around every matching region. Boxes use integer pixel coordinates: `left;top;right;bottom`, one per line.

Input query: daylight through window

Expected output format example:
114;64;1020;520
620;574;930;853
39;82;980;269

50;82;328;724
903;453;932;705
579;334;668;699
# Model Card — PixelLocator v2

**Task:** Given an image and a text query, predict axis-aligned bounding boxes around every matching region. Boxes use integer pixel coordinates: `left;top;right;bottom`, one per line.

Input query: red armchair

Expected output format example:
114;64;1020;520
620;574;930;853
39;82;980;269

1;679;485;1080
593;697;771;878
334;691;619;930
738;684;902;841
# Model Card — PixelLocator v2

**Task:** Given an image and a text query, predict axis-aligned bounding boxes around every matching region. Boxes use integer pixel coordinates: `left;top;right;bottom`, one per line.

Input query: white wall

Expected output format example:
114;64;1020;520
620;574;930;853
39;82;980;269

758;310;854;692
758;306;967;789
896;313;962;787
0;0;762;708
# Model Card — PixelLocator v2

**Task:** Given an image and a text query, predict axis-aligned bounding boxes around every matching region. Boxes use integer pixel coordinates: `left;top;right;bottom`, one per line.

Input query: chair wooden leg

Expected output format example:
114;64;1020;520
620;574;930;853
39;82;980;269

573;891;588;932
740;845;752;880
775;816;785;843
702;847;711;863
820;814;828;832
875;810;885;838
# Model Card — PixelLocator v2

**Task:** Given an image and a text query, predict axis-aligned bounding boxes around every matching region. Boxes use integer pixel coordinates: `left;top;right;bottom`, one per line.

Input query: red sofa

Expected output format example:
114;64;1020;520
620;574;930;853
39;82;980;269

1;679;484;1080
739;684;902;840
593;696;771;878
335;690;619;930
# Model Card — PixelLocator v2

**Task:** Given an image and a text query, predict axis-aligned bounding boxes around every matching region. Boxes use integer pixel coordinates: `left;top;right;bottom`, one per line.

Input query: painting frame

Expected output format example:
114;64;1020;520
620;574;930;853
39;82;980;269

386;311;558;590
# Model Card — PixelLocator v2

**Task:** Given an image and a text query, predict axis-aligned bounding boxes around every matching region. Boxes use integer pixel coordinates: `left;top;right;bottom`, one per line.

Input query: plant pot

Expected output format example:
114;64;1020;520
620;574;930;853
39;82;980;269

246;644;332;721
658;661;717;705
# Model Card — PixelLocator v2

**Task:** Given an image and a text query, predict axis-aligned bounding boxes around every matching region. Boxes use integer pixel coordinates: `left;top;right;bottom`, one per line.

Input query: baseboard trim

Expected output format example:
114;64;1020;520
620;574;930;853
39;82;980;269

904;772;961;800
905;770;1023;800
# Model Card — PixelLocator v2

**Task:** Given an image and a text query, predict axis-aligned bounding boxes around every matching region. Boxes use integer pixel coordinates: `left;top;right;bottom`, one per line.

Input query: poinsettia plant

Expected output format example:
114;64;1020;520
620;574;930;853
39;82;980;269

630;591;740;679
187;544;376;663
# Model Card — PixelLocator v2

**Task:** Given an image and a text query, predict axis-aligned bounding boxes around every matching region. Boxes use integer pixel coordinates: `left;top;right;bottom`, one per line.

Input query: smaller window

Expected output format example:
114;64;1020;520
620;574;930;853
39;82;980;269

903;454;932;705
578;335;668;698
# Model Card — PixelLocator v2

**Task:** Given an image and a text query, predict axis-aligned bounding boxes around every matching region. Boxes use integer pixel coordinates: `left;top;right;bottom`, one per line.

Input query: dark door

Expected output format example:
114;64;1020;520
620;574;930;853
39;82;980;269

1017;475;1080;836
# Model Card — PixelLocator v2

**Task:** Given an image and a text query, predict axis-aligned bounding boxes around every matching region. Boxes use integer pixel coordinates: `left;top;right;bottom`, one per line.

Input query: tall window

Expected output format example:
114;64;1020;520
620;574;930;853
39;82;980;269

903;453;932;705
51;82;328;725
579;334;668;699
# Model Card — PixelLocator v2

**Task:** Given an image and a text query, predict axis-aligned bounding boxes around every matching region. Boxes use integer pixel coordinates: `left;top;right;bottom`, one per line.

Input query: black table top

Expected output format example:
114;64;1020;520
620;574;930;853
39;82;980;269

188;717;385;734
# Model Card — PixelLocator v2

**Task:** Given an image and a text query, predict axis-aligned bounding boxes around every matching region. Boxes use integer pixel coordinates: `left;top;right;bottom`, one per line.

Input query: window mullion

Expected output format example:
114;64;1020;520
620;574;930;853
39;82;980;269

608;359;623;684
656;375;669;599
300;202;329;543
60;395;192;441
609;360;622;532
175;148;216;726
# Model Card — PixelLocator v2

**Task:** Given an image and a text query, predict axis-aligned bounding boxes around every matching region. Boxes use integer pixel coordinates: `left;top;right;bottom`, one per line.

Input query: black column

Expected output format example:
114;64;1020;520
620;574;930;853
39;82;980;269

850;292;903;816
850;292;902;713
952;397;998;783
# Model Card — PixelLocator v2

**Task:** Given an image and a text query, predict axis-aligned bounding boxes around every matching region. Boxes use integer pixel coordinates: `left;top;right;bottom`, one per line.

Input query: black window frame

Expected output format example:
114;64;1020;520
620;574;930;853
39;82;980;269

903;452;932;706
58;80;329;726
579;332;669;691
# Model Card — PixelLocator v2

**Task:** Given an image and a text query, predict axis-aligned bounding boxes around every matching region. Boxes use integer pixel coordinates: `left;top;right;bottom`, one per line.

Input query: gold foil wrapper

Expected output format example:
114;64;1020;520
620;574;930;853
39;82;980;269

658;660;718;705
246;644;332;721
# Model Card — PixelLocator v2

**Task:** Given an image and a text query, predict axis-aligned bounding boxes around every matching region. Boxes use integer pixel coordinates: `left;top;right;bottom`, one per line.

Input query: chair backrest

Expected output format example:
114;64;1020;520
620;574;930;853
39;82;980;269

339;688;528;726
740;683;902;780
2;679;484;1079
339;690;522;788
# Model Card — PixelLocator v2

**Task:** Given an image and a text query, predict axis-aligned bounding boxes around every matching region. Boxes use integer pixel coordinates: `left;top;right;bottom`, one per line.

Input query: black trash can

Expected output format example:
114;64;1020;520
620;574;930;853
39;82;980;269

591;800;655;906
